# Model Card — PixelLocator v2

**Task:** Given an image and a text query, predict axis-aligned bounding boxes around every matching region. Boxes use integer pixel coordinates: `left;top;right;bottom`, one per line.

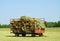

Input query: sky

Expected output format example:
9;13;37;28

0;0;60;24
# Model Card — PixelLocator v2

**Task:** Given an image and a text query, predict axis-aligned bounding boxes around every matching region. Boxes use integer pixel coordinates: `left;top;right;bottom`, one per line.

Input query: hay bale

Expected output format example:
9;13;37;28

10;16;45;33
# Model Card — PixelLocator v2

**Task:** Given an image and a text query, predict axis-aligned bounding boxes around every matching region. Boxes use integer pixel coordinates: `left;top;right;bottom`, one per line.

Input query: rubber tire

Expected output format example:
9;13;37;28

32;34;35;37
22;34;26;37
39;33;43;36
15;34;19;37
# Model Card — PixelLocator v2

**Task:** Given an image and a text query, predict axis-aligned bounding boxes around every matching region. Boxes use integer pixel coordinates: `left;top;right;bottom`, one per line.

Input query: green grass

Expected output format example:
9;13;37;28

0;27;60;41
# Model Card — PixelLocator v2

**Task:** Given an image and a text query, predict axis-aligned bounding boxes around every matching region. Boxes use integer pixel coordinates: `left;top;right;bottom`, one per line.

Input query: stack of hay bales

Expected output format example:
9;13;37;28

10;16;45;33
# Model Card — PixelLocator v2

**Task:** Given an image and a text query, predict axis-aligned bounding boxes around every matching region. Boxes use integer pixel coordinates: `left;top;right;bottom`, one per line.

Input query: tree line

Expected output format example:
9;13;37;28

0;24;10;28
45;21;60;27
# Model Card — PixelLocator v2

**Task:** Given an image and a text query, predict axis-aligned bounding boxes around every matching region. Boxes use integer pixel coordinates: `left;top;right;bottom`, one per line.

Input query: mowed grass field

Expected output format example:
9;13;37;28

0;27;60;41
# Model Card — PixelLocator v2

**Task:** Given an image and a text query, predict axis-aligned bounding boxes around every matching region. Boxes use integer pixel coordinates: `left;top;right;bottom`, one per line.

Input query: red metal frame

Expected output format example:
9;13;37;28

35;28;45;34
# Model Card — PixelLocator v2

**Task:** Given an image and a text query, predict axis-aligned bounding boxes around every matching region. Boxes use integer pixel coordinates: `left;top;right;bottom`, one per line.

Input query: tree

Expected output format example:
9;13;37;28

56;21;60;27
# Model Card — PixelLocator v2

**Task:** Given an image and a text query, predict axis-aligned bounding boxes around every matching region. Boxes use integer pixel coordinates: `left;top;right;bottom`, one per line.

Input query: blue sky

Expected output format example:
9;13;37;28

0;0;60;24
